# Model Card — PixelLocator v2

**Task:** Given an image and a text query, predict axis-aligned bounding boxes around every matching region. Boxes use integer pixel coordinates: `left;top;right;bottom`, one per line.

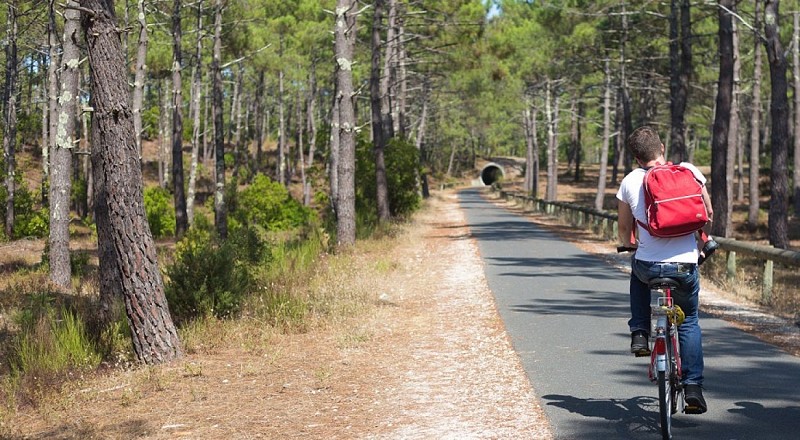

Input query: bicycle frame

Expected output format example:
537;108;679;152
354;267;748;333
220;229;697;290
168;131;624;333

648;292;682;383
648;284;683;440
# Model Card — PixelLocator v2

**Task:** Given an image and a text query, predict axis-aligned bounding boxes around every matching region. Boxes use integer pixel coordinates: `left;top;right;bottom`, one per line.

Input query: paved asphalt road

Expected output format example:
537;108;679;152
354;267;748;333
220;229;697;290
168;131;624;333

458;188;800;440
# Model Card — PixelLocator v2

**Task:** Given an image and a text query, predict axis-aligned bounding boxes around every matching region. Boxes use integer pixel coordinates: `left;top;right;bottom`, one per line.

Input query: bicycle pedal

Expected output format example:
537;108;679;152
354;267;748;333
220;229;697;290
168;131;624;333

684;405;706;415
633;350;651;357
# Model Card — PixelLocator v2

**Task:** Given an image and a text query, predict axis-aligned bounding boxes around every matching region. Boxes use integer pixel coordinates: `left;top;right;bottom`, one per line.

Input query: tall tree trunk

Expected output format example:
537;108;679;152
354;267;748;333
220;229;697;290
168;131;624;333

748;2;763;228
380;0;395;140
371;0;390;222
296;91;307;207
611;90;622;184
669;0;692;163
255;70;265;173
158;79;170;188
231;65;244;181
396;9;408;138
545;80;559;202
388;0;400;137
531;105;540;200
710;0;734;238
132;0;147;161
172;0;188;238
187;0;203;225
727;17;740;223
595;57;612;211
3;1;19;238
41;62;49;204
794;12;800;217
81;0;182;364
329;85;340;217
46;1;60;205
304;64;318;206
575;100;583;182
334;0;358;248
278;36;287;185
416;80;430;199
567;95;577;173
49;1;80;290
212;0;227;239
523;103;534;194
619;3;633;175
764;0;790;248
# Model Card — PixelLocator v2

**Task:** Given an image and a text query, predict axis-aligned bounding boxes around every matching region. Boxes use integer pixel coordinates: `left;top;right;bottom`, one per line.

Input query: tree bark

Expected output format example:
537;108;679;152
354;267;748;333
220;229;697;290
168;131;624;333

619;4;633;175
370;0;390;221
523;103;534;195
187;0;203;225
278;36;287;185
212;0;227;239
232;64;244;181
545;80;559;202
748;0;763;228
3;1;19;238
255;70;265;173
329;84;340;217
416;79;430;199
172;0;188;238
727;16;740;226
595;57;612;211
304;64;318;206
396;8;407;138
764;0;790;248
794;12;800;217
710;0;734;238
668;0;692;163
334;0;358;248
49;0;81;290
132;0;147;161
81;0;182;364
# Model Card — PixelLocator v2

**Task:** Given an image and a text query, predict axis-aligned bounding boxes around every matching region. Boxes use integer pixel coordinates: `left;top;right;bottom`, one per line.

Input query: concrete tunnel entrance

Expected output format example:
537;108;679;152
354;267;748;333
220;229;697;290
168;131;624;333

479;163;505;186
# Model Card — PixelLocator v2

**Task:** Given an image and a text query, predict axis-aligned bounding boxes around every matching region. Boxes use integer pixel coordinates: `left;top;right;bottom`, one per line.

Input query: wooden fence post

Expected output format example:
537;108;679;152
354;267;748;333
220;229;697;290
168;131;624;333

762;260;774;304
726;251;736;283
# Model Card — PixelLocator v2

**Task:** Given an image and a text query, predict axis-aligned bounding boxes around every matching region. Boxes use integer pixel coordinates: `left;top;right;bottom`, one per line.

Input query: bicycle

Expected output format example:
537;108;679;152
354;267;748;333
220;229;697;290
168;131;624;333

618;246;707;440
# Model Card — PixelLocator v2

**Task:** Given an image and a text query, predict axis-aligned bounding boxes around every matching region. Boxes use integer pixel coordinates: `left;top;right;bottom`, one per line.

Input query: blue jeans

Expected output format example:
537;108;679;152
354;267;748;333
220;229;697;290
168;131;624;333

630;258;704;386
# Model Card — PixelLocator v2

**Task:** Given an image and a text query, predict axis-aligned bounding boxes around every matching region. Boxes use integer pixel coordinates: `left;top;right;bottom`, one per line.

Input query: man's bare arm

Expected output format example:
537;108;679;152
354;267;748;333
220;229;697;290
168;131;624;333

617;199;637;247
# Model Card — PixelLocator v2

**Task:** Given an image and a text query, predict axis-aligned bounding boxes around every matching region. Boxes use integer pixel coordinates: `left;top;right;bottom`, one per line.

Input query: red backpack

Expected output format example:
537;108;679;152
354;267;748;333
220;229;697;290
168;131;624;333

638;163;709;238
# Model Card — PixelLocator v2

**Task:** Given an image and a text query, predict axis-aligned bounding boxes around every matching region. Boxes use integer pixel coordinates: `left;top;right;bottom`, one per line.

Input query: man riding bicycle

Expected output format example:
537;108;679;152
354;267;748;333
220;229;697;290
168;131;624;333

616;126;713;414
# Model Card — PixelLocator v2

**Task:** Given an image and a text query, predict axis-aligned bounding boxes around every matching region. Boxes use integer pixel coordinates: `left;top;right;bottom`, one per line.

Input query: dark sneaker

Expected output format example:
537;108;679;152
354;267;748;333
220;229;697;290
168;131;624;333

684;384;708;414
630;330;650;357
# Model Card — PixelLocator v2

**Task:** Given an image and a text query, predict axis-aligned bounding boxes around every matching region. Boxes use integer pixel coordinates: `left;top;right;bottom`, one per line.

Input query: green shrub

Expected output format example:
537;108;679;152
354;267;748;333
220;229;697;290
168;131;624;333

0;176;49;239
144;186;176;239
355;137;421;224
164;226;254;324
11;299;101;379
231;174;315;232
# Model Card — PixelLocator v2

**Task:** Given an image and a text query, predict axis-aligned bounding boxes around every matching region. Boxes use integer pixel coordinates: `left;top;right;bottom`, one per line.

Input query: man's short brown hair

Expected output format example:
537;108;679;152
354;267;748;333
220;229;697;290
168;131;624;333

626;126;663;162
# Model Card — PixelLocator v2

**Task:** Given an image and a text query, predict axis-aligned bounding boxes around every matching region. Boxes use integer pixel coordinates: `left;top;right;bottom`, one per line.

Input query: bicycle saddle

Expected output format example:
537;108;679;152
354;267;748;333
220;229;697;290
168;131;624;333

648;277;680;290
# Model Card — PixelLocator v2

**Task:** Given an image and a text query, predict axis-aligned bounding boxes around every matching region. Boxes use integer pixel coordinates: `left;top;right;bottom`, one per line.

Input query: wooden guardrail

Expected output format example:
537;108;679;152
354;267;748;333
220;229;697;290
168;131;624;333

494;188;800;304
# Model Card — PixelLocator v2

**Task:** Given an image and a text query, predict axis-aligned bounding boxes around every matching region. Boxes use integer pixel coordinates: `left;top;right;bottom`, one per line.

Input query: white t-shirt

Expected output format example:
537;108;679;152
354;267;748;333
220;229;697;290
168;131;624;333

615;162;705;264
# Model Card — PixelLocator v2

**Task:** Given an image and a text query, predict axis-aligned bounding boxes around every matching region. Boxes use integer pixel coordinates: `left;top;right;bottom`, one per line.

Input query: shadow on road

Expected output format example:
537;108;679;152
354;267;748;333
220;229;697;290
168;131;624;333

541;393;699;439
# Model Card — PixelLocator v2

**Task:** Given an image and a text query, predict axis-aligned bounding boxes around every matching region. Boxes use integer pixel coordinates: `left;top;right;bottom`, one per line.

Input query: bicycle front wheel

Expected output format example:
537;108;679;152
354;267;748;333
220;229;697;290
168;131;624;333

657;368;672;440
657;348;676;440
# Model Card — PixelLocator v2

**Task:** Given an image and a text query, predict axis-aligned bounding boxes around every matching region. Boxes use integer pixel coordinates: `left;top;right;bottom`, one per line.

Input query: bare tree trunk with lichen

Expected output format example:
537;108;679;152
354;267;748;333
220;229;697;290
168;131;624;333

49;0;81;290
334;0;358;247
